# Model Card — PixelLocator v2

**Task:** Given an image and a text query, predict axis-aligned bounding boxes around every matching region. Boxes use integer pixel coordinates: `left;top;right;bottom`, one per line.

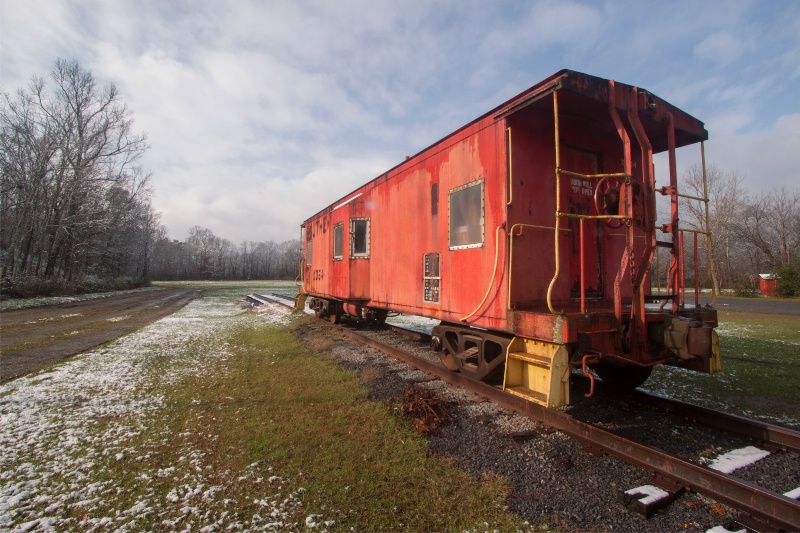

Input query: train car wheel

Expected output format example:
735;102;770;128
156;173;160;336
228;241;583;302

329;308;341;324
593;364;652;390
373;310;388;326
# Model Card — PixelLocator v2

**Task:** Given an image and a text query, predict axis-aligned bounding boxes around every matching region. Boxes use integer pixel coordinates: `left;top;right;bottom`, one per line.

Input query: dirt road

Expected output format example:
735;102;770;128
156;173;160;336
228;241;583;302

0;289;199;383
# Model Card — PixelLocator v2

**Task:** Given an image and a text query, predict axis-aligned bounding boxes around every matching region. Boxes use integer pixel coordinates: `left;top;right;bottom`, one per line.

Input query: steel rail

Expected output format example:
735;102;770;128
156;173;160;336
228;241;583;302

565;374;800;454
250;294;800;530
628;389;800;454
331;324;800;531
386;324;800;455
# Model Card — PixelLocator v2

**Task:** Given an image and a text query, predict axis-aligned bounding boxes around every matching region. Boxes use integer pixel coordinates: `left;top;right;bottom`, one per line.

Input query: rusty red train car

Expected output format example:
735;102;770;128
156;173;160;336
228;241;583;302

299;69;720;408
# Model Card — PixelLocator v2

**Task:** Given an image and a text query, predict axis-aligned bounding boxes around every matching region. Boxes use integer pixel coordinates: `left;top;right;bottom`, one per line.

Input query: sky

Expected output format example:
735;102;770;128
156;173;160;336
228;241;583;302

2;0;799;244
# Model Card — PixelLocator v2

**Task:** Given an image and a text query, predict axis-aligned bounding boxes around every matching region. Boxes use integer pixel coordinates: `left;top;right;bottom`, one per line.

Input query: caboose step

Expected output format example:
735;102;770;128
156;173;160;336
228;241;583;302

505;386;548;405
503;339;570;408
507;351;553;368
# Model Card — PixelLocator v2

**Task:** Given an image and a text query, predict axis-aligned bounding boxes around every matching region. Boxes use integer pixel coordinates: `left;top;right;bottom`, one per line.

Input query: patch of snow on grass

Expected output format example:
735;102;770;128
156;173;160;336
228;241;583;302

0;295;324;531
251;302;294;326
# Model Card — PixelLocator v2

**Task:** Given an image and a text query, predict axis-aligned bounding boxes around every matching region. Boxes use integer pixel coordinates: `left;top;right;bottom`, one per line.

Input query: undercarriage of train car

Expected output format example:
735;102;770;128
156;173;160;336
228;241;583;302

308;297;388;325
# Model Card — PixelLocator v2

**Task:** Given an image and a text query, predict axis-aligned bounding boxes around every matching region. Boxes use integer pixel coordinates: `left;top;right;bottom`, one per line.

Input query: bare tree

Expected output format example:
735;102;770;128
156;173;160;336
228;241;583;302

739;187;800;268
1;59;156;291
680;164;749;292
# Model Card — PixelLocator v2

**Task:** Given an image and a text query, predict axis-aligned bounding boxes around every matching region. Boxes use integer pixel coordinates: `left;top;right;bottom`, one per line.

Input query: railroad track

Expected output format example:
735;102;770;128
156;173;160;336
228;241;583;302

247;293;800;531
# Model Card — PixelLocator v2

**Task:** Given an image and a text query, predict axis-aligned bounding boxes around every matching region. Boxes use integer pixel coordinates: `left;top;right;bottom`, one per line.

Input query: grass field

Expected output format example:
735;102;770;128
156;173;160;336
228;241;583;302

643;308;800;429
3;281;796;530
1;281;535;532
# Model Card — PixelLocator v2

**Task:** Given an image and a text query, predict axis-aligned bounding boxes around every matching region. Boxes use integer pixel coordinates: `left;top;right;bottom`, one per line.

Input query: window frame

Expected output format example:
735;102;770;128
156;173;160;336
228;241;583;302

448;178;485;250
333;222;344;260
349;218;371;259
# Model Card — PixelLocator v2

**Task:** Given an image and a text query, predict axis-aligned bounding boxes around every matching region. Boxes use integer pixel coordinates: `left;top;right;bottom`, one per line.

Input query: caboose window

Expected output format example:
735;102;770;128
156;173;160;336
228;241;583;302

307;240;313;265
350;218;370;258
449;179;485;249
333;223;344;260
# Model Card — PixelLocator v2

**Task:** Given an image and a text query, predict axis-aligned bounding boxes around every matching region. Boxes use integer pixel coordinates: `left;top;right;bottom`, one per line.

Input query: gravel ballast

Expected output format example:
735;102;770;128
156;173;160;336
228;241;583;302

302;321;797;532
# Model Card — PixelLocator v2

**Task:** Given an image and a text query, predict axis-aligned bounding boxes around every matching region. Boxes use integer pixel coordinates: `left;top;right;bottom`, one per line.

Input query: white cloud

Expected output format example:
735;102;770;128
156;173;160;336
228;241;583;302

694;31;752;67
0;0;83;87
2;0;799;244
709;113;800;191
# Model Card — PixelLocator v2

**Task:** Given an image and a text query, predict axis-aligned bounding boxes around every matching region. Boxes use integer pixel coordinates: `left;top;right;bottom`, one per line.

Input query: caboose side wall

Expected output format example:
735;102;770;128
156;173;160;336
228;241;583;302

302;116;512;329
367;120;511;327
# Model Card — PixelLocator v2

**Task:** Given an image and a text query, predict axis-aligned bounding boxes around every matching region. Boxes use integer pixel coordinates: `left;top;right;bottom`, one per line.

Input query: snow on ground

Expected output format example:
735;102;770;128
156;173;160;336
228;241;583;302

0;287;164;311
386;314;438;334
706;446;771;474
0;296;330;532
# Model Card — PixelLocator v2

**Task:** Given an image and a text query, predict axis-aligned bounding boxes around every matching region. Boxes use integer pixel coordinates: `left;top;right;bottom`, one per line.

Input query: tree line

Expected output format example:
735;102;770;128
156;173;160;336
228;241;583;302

149;226;302;281
1;60;797;297
658;165;799;297
0;60;300;297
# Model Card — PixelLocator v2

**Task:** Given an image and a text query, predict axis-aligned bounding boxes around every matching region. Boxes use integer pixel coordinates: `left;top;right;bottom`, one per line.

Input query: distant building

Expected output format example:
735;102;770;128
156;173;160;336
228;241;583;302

759;273;780;297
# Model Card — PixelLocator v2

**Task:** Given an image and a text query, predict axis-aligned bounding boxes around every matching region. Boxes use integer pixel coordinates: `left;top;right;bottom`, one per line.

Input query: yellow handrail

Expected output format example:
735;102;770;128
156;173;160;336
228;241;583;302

556;169;631;180
676;192;709;203
546;91;562;314
460;225;505;322
559;213;630;221
679;228;711;236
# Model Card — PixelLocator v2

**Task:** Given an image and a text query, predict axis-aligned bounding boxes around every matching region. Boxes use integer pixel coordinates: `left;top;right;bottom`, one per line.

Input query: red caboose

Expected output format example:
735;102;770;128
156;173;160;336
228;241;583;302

299;70;720;408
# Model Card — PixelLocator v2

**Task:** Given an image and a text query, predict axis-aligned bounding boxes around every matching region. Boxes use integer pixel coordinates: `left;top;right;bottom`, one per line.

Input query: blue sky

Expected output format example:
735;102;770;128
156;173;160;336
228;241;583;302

2;0;799;243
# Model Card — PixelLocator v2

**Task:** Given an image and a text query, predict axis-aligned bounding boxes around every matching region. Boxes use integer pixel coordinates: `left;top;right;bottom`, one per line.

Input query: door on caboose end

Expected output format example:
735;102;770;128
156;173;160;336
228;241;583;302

560;146;604;301
347;202;371;300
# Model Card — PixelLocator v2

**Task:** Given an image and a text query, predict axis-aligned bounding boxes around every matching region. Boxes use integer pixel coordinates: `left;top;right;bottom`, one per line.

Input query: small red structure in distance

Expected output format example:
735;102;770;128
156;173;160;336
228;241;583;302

759;274;779;297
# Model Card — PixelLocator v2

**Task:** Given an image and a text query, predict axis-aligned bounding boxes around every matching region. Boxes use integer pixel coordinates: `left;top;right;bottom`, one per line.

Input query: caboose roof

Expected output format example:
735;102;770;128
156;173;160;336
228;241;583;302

303;69;708;225
494;69;708;152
